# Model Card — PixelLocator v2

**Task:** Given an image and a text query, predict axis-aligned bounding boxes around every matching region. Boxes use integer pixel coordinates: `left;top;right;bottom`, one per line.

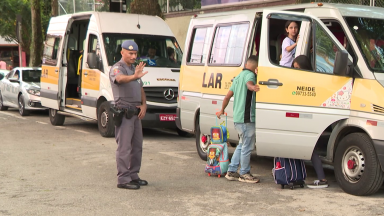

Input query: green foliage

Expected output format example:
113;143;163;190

0;0;51;56
130;0;164;20
96;0;110;12
0;0;32;53
170;0;200;9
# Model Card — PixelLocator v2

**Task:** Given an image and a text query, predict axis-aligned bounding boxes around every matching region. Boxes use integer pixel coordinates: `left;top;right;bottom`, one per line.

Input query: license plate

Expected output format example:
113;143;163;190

159;114;176;121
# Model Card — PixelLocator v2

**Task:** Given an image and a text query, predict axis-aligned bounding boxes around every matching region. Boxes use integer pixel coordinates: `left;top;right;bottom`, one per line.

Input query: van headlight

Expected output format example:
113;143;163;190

27;89;40;96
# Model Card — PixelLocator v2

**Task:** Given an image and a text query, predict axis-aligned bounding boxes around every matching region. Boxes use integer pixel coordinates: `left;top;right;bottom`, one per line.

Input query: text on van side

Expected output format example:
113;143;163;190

202;72;222;89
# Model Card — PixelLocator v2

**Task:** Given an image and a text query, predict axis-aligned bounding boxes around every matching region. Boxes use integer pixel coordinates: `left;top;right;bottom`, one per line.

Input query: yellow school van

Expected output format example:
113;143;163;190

176;3;384;195
41;12;188;137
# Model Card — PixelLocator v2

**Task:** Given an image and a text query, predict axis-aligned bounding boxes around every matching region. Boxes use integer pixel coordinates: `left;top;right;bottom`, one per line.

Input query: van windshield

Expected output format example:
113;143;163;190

102;33;183;68
345;17;384;72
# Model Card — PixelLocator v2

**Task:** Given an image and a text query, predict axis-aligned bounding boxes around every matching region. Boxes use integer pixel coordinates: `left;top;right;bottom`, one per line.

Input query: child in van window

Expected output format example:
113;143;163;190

291;55;329;189
280;20;300;67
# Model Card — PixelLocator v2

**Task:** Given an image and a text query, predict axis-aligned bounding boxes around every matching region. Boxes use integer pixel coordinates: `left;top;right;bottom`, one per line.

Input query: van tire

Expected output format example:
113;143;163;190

0;91;8;111
97;101;115;137
177;127;193;137
334;133;384;196
49;108;65;125
195;116;207;161
18;95;30;116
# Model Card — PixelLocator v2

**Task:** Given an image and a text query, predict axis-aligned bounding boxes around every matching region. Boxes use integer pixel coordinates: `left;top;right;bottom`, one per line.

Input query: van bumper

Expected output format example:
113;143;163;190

175;107;182;130
372;139;384;172
141;105;177;129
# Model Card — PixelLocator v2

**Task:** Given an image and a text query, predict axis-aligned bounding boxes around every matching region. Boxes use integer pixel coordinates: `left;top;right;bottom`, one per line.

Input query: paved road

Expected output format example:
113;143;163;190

0;109;384;216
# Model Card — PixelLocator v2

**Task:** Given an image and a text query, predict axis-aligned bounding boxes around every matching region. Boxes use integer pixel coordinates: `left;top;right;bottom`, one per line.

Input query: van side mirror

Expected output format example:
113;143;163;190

87;53;98;69
333;50;348;76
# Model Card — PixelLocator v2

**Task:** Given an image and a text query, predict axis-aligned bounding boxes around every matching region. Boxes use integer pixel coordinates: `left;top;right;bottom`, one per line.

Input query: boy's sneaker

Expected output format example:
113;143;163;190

225;172;240;181
307;180;329;189
239;172;260;183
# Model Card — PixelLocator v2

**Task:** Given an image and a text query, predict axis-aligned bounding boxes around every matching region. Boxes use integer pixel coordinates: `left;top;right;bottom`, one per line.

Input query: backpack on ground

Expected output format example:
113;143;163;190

205;113;229;178
273;157;307;189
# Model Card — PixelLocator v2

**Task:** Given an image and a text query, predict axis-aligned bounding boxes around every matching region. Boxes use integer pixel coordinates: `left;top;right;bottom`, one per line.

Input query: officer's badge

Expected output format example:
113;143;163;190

129;45;133;50
113;67;120;75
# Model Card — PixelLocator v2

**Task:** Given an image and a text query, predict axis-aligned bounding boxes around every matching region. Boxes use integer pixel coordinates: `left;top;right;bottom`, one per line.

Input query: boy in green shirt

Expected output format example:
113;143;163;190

217;56;260;183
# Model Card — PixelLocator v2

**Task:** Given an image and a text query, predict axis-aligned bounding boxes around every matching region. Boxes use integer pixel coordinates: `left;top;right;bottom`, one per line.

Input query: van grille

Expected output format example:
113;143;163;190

144;87;178;104
372;104;384;114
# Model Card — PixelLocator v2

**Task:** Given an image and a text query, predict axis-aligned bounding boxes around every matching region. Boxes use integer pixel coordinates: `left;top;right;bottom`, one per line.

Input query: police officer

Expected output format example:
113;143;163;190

109;40;148;190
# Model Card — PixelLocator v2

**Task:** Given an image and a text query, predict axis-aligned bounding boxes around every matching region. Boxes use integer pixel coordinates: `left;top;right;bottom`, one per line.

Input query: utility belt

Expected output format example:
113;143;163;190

110;106;140;127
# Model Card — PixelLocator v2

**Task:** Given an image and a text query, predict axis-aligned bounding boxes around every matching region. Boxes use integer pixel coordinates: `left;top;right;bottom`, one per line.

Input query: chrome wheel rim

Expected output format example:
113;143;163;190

199;132;209;153
101;110;108;128
342;146;365;183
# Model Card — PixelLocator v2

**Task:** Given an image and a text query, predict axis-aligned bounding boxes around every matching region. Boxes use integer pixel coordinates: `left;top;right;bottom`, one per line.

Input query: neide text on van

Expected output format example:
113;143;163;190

292;86;316;97
202;72;222;89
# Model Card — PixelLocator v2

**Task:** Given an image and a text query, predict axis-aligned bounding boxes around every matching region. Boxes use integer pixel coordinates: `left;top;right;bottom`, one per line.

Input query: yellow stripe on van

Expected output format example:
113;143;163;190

82;69;100;91
351;78;384;113
256;66;352;107
181;65;243;95
41;65;60;85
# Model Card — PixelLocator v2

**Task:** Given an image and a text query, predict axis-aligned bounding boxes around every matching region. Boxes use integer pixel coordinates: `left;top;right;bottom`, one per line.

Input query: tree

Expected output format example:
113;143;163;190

96;0;109;12
130;0;164;20
0;0;32;57
51;0;58;16
30;0;43;66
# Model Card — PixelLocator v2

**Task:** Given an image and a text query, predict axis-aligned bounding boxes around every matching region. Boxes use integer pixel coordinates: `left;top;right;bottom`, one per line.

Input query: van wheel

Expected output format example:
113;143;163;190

49;108;65;125
98;101;115;137
0;91;8;111
18;95;30;116
334;133;384;196
177;127;193;137
195;116;208;161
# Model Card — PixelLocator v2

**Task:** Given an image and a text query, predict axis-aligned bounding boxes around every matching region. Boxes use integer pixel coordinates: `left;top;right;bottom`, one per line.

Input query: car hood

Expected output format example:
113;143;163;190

23;82;41;89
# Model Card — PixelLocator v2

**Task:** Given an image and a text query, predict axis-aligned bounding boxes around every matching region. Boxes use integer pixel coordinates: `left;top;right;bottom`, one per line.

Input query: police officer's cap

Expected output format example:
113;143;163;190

121;40;138;51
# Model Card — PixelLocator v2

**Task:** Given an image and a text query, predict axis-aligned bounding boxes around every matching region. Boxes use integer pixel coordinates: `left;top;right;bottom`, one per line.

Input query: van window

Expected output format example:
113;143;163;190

345;17;384;72
267;15;346;75
209;23;249;65
187;27;212;64
43;35;61;66
88;34;104;72
314;23;339;74
103;34;183;68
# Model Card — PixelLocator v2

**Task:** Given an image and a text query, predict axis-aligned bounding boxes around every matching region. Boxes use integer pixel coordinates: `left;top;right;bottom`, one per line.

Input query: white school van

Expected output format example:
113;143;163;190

41;12;188;137
177;3;384;195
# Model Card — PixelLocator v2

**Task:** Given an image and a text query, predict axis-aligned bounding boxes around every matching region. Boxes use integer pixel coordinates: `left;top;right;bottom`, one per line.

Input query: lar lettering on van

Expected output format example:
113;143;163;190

202;72;222;89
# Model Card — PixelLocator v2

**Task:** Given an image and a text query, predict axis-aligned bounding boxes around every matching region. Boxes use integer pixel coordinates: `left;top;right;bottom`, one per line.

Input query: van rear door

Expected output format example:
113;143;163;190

41;34;63;110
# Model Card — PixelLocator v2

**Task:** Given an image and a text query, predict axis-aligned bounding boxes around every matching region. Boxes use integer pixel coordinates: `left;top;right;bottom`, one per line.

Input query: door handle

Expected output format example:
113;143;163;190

55;69;58;73
259;79;283;86
84;72;88;76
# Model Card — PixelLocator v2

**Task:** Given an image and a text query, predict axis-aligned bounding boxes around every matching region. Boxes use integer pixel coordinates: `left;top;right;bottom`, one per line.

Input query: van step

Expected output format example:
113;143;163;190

57;111;96;122
66;98;82;107
65;105;82;110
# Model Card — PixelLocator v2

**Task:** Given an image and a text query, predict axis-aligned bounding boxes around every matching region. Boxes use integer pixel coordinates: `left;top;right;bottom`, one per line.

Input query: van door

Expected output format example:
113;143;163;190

256;10;353;160
199;21;254;140
41;34;63;110
81;33;103;119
